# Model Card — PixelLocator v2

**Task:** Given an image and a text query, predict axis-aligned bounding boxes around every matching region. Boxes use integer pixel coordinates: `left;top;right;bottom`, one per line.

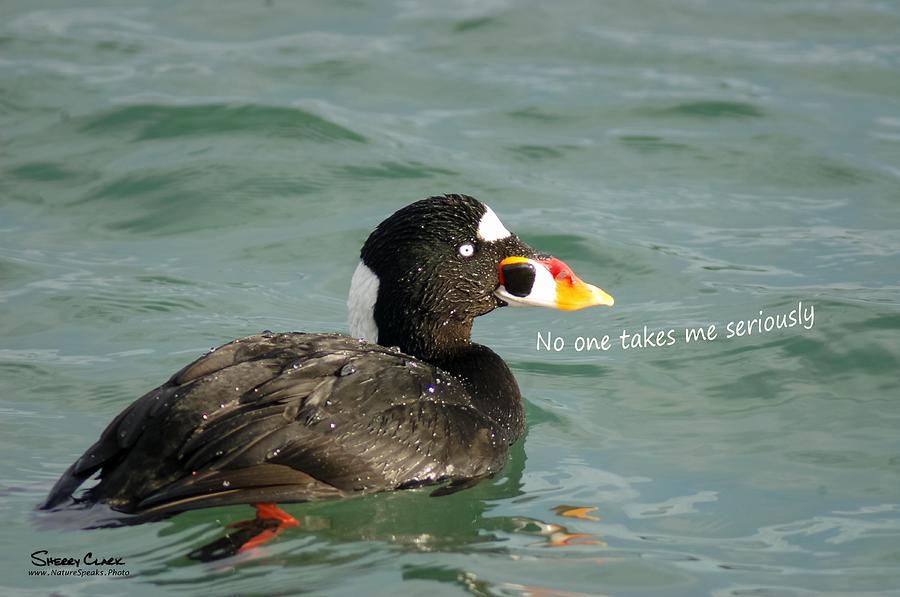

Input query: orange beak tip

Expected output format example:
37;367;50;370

555;280;614;310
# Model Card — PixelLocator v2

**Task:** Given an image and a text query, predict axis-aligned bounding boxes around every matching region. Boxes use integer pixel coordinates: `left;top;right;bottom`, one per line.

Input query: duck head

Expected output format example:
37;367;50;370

348;194;613;358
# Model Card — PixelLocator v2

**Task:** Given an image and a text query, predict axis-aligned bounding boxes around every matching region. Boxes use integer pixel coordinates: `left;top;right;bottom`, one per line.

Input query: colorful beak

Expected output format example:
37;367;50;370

495;256;614;310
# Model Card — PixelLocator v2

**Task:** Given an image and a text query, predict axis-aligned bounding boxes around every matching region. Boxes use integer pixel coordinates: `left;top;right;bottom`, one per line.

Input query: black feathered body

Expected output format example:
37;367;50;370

44;332;524;516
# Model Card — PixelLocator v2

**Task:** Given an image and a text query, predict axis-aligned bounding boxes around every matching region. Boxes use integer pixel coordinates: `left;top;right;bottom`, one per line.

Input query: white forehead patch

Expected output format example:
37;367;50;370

348;261;380;343
477;205;512;242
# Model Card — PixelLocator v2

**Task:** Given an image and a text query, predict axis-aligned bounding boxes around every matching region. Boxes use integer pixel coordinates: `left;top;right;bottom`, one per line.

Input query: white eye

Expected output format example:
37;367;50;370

458;243;475;258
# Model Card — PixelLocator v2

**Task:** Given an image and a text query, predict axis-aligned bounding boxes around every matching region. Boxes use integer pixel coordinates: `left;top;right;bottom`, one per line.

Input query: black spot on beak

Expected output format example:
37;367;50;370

501;261;536;298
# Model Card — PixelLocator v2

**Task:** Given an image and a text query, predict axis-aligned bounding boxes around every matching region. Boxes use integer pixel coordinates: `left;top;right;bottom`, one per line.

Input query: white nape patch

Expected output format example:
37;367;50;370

477;205;512;242
348;261;379;343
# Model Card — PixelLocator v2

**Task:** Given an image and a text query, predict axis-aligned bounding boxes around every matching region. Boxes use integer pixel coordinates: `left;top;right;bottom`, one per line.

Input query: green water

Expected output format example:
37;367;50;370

2;1;900;595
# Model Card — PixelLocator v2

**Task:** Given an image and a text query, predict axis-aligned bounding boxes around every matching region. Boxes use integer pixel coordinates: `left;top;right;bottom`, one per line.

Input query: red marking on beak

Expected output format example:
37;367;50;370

538;257;577;285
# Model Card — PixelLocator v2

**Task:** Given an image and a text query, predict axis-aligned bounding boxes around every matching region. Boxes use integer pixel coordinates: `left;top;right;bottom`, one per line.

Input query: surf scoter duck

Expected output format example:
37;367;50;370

41;194;612;556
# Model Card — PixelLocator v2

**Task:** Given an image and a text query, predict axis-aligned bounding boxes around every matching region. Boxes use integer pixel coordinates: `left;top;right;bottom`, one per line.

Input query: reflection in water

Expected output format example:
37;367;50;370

183;430;533;559
134;430;603;590
553;505;601;522
510;516;605;548
403;565;610;597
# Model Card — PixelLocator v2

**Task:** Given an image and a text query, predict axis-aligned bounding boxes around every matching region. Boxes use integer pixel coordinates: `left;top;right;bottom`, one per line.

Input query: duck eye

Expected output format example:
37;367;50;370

458;243;475;258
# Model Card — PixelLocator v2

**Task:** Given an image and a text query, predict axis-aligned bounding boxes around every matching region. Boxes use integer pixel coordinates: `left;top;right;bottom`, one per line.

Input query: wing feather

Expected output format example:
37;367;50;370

43;333;509;515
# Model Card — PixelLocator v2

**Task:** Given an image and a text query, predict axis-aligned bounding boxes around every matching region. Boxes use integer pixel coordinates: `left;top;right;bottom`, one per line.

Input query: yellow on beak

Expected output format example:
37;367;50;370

496;256;614;310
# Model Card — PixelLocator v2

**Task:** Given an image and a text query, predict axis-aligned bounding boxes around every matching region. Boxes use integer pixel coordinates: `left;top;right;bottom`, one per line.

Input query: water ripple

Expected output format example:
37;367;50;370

80;103;367;143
